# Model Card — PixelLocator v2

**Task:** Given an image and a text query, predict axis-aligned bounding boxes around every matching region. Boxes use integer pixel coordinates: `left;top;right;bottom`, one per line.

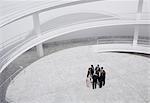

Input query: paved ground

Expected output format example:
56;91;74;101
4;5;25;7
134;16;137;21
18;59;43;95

0;37;97;103
6;46;150;103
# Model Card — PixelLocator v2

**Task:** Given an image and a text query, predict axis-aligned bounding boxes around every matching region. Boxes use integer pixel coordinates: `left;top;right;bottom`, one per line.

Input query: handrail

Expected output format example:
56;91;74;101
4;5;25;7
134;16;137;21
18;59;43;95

0;0;102;28
0;1;68;22
0;17;116;51
0;67;23;88
0;0;150;53
96;37;133;44
1;11;150;50
1;18;150;68
0;35;37;63
0;17;118;66
0;18;150;75
96;37;150;48
0;10;150;51
0;1;54;19
1;0;150;28
0;0;75;20
0;31;31;51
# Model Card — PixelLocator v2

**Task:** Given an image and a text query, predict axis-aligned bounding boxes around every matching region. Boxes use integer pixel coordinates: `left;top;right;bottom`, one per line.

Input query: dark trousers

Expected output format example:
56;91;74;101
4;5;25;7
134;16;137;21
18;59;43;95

102;78;105;86
98;76;102;88
92;81;97;89
99;80;102;88
92;75;98;89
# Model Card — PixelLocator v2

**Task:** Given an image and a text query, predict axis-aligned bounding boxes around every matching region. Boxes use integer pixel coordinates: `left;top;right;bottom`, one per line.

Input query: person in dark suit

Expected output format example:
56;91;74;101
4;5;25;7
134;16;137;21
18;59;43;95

95;64;100;76
98;68;103;88
87;66;94;78
90;65;94;76
101;67;106;86
92;73;98;89
87;68;91;78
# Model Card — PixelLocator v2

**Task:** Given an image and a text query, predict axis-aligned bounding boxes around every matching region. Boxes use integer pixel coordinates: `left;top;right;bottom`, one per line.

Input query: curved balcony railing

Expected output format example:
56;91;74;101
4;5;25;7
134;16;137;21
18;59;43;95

0;17;150;73
0;17;116;51
0;34;37;71
138;37;150;46
0;17;117;68
0;0;101;28
96;36;134;44
0;0;73;26
0;17;116;55
0;67;23;88
97;37;150;46
1;11;150;52
0;66;24;103
0;31;31;51
1;10;150;72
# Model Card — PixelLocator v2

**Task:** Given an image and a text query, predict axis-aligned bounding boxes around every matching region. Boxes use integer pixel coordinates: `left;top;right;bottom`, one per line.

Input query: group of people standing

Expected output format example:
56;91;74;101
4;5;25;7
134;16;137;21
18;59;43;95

86;65;106;89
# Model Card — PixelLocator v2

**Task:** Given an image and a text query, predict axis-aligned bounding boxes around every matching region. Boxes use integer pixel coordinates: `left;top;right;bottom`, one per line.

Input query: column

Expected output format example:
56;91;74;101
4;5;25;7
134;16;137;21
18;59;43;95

133;24;139;46
133;0;143;46
33;13;44;57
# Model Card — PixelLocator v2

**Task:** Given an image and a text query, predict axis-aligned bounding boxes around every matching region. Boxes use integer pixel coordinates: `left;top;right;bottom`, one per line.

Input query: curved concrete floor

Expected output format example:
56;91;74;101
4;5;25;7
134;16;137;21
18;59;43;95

6;46;150;103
